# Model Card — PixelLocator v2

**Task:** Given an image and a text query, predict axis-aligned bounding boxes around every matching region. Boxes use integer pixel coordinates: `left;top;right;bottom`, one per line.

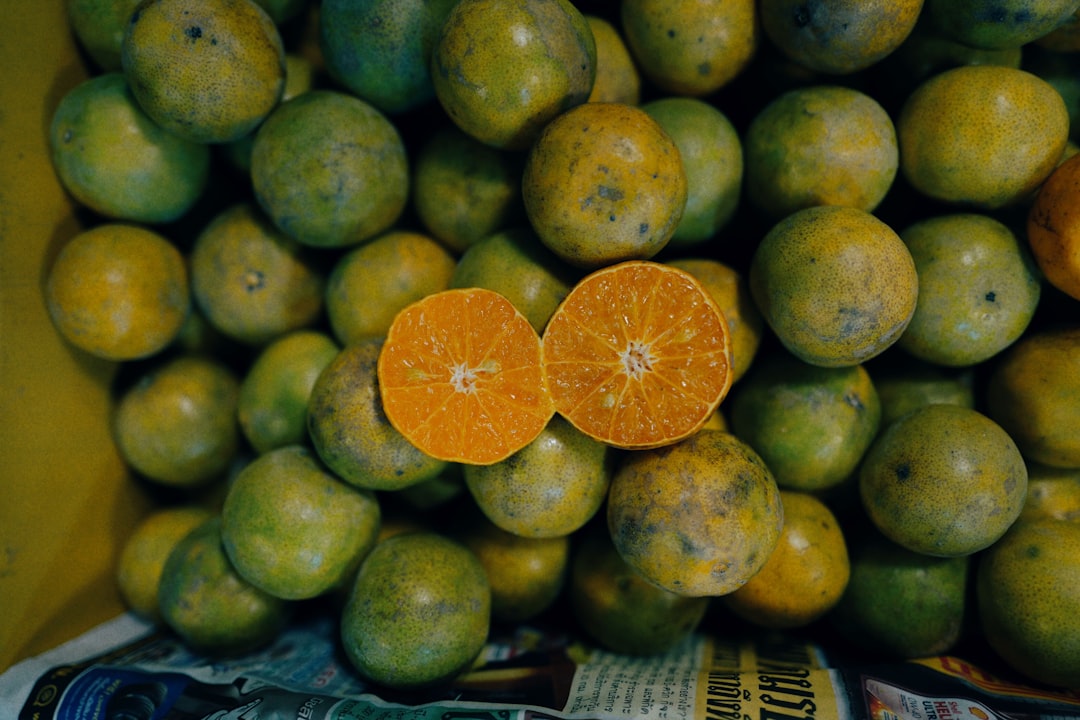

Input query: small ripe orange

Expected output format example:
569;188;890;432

541;260;732;450
1028;151;1080;301
586;15;641;105
45;223;190;361
377;288;555;465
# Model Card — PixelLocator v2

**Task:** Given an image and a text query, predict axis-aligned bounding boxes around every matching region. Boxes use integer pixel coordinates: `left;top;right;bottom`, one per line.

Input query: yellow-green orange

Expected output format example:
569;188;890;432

586;15;641;105
67;0;143;70
869;358;975;429
730;351;881;493
221;445;381;600
430;0;595;150
925;0;1080;50
113;354;240;488
116;504;214;620
190;203;325;346
898;213;1041;367
606;429;783;597
977;518;1080;688
237;330;340;454
251;90;408;248
1020;463;1080;523
326;230;456;345
341;532;490;688
749;205;917;368
522;102;687;268
569;529;710;656
985;326;1080;469
464;414;611;539
759;0;922;75
121;0;285;144
859;404;1028;557
158;517;290;656
743;85;897;219
449;227;578;334
49;72;210;224
411;123;526;253
641;97;743;246
723;491;850;629
307;339;448;491
897;65;1069;208
620;0;758;96
45;223;190;361
667;258;763;384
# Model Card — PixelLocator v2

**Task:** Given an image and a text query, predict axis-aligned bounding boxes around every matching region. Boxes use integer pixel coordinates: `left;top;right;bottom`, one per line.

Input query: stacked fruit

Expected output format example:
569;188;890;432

47;0;1080;692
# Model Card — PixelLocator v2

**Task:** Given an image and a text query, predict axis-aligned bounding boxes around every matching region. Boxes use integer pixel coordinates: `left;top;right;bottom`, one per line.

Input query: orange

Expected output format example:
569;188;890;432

157;517;290;656
112;354;240;488
120;0;286;144
869;356;975;429
585;15;641;105
325;229;457;345
620;0;758;96
569;528;710;655
925;0;1080;50
308;338;449;490
237;330;339;454
463;414;611;538
189;203;325;346
722;491;850;629
898;213;1042;367
521;102;687;269
1027;151;1080;301
542;260;732;450
743;85;898;220
760;0;922;75
607;429;783;597
220;445;382;600
749;205;918;368
49;72;210;224
667;258;764;384
67;0;143;70
250;90;409;248
319;0;458;114
411;123;526;253
977;517;1080;688
45;223;190;362
859;404;1029;557
340;531;490;688
430;0;596;150
377;288;555;465
897;65;1070;209
449;227;579;334
116;504;214;620
1020;463;1080;523
984;326;1080;469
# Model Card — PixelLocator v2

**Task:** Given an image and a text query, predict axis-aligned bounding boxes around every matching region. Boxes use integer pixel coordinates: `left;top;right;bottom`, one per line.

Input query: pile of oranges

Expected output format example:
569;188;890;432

41;0;1080;693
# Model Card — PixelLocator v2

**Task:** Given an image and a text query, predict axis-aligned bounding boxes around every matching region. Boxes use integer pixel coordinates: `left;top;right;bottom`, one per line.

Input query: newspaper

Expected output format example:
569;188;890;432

3;609;1080;720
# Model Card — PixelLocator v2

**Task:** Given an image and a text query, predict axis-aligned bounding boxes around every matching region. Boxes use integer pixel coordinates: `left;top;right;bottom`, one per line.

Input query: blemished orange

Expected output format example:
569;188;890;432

1028;151;1080;301
377;288;555;465
45;223;190;362
542;260;733;450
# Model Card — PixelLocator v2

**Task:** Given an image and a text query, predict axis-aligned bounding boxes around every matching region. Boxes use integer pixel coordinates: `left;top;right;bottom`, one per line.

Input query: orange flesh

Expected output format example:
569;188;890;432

377;288;554;465
542;260;732;449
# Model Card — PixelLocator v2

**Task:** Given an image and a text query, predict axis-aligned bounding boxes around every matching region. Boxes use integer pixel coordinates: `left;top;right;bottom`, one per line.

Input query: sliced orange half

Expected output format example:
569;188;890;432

541;260;733;449
377;287;555;465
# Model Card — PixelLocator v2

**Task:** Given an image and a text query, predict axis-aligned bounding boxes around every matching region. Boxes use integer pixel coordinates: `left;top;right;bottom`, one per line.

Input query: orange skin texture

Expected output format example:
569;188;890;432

927;0;1080;51
1020;463;1080;523
898;65;1070;209
606;429;784;597
45;223;189;362
985;326;1080;469
620;0;758;96
113;355;240;488
121;0;286;144
760;0;923;75
190;203;325;347
723;491;850;629
430;0;596;150
1028;152;1080;301
586;15;641;105
523;103;687;269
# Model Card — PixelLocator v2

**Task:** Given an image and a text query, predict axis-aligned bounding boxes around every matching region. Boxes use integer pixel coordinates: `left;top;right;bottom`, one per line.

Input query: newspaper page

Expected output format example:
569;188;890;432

3;610;1080;720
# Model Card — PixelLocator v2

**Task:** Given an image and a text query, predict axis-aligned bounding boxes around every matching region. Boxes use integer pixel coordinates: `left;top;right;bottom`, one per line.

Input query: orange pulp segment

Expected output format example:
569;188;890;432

377;287;555;465
541;260;732;449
